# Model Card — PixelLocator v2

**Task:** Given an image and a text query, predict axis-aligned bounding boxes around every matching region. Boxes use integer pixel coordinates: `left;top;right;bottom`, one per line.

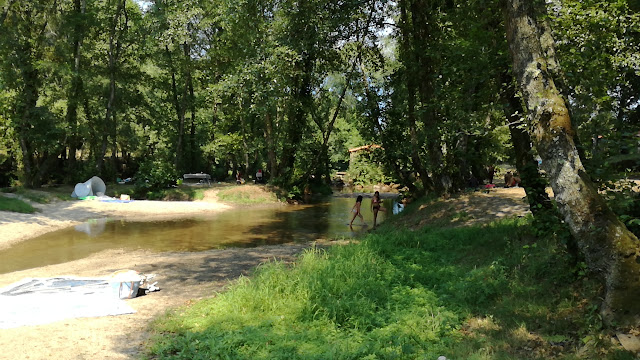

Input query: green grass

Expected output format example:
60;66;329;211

0;195;37;213
14;188;52;204
216;185;280;205
145;187;207;201
145;205;637;359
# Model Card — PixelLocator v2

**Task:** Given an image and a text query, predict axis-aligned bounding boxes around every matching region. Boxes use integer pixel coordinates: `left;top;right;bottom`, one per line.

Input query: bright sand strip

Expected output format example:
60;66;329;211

0;197;231;250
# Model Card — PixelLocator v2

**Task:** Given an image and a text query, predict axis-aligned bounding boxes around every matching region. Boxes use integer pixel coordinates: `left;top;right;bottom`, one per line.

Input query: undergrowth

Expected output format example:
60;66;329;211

145;199;636;359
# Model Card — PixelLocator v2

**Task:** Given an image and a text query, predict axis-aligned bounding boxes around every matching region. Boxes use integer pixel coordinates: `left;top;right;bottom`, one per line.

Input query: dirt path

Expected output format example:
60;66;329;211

0;186;535;360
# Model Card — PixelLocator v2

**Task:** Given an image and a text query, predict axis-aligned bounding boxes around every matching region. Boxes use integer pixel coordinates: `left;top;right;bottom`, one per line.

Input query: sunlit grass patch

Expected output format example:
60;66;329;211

0;194;37;213
148;244;459;359
216;185;281;204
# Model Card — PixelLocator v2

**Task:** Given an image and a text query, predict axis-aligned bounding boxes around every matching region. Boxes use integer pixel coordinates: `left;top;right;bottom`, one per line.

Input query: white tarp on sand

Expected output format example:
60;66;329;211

0;277;135;329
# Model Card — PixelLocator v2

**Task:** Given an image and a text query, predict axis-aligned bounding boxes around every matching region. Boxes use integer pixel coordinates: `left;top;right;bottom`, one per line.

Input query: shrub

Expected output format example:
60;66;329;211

133;159;178;198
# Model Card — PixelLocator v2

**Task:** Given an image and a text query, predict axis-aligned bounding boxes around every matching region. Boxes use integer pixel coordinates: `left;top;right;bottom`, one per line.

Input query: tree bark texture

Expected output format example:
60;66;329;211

65;0;86;170
263;111;278;178
500;72;555;216
399;0;434;195
166;45;185;172
407;0;444;194
98;0;124;176
13;5;42;188
505;0;640;324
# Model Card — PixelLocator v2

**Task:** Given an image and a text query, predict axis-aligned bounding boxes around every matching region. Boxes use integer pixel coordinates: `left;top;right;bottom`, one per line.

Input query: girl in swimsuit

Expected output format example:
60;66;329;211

371;191;387;228
349;195;365;227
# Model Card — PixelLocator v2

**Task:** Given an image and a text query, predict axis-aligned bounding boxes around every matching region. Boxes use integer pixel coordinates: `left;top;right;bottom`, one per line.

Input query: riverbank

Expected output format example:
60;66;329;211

0;191;232;251
145;190;639;360
0;243;317;360
0;186;553;360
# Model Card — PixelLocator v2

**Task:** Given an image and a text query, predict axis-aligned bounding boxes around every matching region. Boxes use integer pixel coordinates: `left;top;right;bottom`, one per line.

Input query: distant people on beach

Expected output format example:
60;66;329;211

504;171;521;188
236;171;244;184
468;175;479;189
371;191;387;228
487;165;495;184
256;169;263;183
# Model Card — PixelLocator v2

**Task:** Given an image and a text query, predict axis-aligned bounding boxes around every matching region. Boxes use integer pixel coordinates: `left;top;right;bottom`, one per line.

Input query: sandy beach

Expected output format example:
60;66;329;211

0;190;318;360
0;192;233;251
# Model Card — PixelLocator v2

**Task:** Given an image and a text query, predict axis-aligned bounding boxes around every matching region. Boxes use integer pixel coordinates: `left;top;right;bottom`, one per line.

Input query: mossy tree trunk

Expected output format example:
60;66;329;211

505;0;640;325
500;71;555;217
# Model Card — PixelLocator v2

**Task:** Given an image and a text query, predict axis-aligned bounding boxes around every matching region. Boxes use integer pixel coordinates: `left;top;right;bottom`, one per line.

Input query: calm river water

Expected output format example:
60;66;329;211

0;195;401;274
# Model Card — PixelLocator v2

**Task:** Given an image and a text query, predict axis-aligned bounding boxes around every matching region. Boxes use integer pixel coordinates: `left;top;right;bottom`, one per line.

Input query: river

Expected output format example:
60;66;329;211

0;195;401;274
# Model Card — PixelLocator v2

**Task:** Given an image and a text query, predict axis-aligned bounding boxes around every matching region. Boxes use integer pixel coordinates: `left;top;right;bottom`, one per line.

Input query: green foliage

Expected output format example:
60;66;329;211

133;158;179;198
346;148;391;186
603;180;640;237
0;194;37;213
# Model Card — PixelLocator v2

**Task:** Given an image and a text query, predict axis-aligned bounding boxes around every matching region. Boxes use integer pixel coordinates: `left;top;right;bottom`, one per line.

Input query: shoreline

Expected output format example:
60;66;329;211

0;186;536;360
0;192;315;360
0;193;233;251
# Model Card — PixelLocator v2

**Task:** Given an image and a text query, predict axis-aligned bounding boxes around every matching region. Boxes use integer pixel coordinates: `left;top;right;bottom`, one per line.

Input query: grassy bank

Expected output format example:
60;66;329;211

0;195;37;213
146;198;636;360
216;184;284;205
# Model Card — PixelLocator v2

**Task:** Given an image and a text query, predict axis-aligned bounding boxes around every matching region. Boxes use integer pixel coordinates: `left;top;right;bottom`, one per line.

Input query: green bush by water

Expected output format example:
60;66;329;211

146;214;634;359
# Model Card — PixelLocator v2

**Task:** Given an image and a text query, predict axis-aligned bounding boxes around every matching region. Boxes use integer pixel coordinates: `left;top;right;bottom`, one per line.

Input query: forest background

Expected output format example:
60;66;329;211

1;0;640;323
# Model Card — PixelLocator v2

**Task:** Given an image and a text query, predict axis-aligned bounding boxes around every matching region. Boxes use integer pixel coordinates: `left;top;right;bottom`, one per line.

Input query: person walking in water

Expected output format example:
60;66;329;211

371;191;387;228
349;195;366;227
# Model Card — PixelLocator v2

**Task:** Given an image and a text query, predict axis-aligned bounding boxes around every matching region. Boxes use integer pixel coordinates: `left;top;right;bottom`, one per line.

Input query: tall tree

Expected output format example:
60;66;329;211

96;0;126;176
64;0;87;171
0;1;64;187
505;0;640;324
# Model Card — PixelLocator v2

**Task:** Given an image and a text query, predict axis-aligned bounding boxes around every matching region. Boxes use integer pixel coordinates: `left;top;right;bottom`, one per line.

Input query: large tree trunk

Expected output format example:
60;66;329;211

304;78;348;183
185;44;197;172
407;0;443;194
500;72;555;216
65;0;85;172
399;0;434;195
263;111;278;179
505;0;640;325
280;57;312;182
166;45;185;172
14;6;41;188
98;0;124;176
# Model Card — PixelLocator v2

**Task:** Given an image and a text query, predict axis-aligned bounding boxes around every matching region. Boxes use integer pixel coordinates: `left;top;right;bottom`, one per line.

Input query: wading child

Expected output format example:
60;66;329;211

371;191;387;228
349;195;365;227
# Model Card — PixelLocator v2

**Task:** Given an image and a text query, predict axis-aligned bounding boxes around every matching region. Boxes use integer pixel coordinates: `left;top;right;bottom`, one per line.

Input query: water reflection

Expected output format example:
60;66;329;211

0;196;399;274
74;218;108;237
